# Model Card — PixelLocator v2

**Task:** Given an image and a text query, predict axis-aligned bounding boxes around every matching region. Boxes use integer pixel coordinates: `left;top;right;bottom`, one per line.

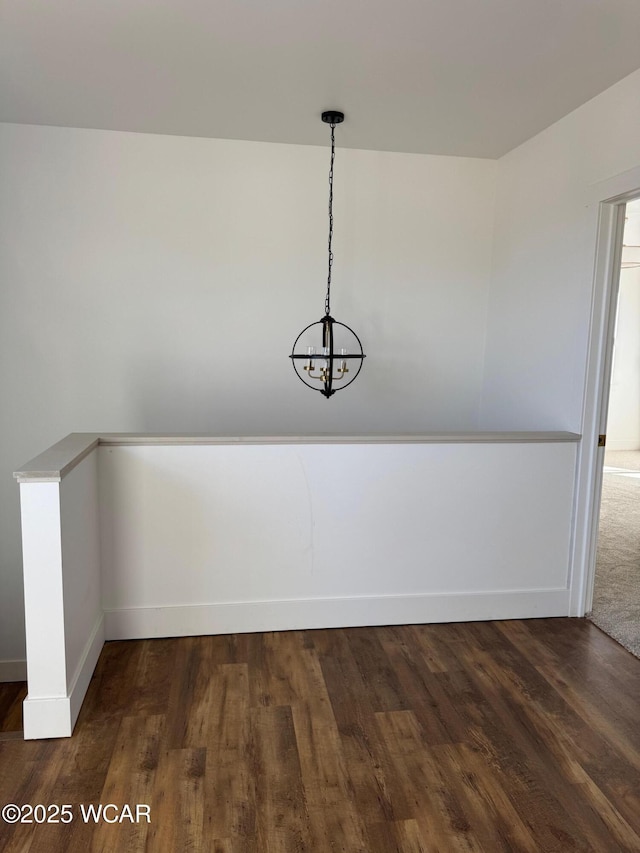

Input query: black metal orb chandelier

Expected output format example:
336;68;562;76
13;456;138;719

290;110;366;399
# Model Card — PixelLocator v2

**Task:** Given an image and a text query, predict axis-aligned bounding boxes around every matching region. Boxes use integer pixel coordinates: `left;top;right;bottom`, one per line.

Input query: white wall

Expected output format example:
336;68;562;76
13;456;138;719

98;441;575;639
607;269;640;450
0;123;496;665
480;68;640;431
607;201;640;450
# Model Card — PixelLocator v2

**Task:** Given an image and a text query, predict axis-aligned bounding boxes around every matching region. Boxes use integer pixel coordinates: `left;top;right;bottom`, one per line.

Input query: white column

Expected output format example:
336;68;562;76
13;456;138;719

19;481;72;738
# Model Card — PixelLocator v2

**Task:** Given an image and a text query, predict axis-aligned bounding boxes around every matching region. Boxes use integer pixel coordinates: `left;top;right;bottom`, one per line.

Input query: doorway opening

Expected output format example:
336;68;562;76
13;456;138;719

589;198;640;657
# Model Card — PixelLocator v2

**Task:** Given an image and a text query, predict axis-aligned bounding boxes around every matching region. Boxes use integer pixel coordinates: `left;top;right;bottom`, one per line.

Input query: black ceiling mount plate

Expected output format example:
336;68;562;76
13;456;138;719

321;110;345;124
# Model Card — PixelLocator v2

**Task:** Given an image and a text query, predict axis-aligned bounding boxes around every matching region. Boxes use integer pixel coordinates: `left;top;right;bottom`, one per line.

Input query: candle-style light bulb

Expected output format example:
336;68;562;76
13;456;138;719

305;346;315;372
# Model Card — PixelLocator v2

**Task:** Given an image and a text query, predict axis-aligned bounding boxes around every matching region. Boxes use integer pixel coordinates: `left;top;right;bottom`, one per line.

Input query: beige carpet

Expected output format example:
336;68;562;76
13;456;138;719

588;449;640;658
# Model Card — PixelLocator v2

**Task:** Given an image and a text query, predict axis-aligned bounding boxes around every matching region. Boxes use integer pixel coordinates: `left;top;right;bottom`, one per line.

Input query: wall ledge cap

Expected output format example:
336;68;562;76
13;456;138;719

14;431;581;483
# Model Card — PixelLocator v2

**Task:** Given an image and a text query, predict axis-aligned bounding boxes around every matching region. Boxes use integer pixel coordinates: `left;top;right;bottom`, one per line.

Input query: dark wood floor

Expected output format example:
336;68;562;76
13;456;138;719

1;619;640;852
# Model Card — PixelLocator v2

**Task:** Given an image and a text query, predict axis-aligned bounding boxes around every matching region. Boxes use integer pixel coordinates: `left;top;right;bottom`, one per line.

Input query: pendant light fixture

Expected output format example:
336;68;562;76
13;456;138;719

289;110;366;398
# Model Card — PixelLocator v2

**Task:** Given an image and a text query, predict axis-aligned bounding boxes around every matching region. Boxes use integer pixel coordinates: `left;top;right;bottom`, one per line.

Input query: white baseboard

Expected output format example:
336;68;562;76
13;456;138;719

606;440;640;451
23;614;104;740
104;588;571;640
68;613;105;732
0;659;27;682
23;696;73;739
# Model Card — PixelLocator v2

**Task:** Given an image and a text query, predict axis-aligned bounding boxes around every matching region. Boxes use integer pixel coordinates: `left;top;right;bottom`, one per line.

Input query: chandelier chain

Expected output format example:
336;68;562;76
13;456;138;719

325;122;336;316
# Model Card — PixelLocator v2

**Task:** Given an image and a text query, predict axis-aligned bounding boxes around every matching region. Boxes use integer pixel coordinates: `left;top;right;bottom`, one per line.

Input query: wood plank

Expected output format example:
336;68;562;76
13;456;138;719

289;646;369;851
380;630;466;744
198;664;255;849
435;742;540;852
373;709;481;852
0;682;26;733
366;818;427;853
316;629;413;824
0;739;76;853
89;714;162;853
249;703;310;853
145;747;206;853
345;628;410;712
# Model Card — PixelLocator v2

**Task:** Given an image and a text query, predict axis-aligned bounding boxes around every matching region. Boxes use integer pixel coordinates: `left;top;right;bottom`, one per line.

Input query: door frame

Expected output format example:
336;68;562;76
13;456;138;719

570;166;640;616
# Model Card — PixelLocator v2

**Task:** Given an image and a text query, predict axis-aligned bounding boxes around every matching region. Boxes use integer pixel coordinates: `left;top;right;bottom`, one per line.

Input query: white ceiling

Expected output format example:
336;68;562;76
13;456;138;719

2;0;640;159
